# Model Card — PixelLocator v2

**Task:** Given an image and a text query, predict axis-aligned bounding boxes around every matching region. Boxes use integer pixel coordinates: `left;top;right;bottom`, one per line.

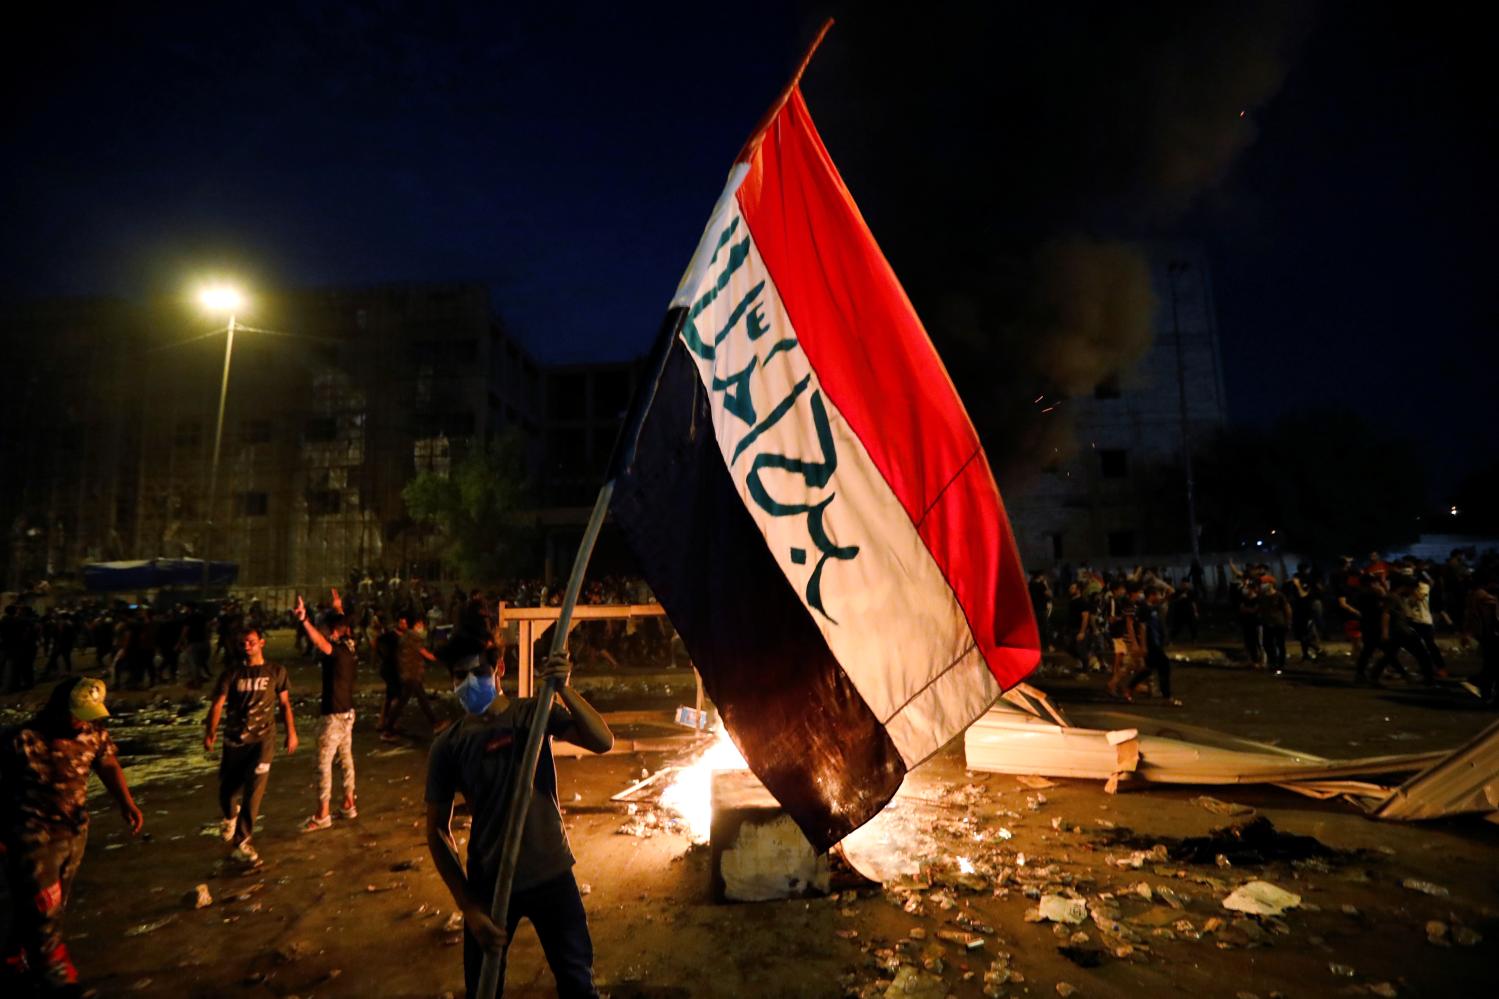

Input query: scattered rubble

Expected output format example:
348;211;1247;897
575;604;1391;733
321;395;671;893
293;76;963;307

1400;878;1450;898
1035;895;1088;924
1222;881;1302;917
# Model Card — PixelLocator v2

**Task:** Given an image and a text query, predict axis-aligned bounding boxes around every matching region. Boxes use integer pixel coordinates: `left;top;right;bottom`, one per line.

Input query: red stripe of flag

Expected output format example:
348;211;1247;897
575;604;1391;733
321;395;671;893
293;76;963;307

735;87;1038;688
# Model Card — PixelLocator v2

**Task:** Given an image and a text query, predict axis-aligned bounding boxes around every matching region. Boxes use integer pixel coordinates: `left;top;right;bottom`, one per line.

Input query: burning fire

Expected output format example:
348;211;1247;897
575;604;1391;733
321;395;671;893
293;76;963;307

659;725;748;843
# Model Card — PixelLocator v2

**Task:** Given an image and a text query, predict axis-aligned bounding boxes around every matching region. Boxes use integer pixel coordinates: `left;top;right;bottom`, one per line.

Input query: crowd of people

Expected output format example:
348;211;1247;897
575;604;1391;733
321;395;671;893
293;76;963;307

2;580;616;997
5;553;1496;994
0;573;675;697
1027;549;1499;706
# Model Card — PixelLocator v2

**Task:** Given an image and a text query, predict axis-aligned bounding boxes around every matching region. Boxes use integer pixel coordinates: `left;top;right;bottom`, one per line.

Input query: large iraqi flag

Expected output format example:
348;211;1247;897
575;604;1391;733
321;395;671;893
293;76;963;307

609;42;1039;851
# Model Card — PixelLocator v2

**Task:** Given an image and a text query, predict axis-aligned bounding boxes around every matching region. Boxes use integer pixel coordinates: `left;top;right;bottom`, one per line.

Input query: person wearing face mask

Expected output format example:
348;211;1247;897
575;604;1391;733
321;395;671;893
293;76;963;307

425;650;613;998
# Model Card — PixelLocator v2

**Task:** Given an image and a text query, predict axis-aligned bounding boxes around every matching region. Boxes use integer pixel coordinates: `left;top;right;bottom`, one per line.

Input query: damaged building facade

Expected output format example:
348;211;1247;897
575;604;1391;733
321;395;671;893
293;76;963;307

1;284;554;588
1002;244;1230;567
2;247;1225;589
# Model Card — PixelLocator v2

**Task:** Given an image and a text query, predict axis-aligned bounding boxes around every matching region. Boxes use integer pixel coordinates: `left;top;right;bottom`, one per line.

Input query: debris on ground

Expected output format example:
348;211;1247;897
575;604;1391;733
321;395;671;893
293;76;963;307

1016;775;1058;790
124;914;178;936
1172;817;1335;866
1400;878;1451;897
1192;796;1256;817
1035;895;1088;924
1222;881;1302;917
883;965;946;999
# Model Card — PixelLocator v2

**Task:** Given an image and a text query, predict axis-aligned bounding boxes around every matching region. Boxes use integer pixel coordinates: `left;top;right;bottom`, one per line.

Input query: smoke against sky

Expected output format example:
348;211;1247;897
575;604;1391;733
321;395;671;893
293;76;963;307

806;4;1314;476
1;1;1491;495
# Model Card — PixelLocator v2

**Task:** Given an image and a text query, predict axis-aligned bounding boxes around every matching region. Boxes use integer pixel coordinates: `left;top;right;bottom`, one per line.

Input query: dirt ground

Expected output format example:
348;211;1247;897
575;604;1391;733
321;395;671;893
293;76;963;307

3;631;1496;998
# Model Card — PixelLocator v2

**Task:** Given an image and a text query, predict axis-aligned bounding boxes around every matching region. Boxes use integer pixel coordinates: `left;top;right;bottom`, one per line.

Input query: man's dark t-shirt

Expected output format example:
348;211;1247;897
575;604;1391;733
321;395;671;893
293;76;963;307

212;662;289;745
425;697;575;891
375;630;400;683
319;637;358;715
1383;595;1414;640
1067;595;1089;630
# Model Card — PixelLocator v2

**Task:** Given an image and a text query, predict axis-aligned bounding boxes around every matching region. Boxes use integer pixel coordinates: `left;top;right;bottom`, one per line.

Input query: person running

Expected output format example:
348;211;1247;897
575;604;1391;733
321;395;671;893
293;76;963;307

1123;587;1180;705
1288;566;1323;661
1384;576;1438;685
1;677;143;996
204;627;298;867
294;591;359;831
382;616;445;740
1258;579;1292;673
374;613;404;739
426;652;613;998
1405;572;1447;677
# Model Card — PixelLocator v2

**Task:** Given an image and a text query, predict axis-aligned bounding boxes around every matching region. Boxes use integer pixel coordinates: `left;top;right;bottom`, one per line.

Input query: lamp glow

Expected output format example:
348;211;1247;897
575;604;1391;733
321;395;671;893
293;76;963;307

199;286;244;313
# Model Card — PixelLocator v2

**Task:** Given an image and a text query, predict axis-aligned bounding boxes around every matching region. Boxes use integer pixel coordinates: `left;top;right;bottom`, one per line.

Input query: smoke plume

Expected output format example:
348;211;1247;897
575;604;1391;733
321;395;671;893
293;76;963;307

805;2;1314;478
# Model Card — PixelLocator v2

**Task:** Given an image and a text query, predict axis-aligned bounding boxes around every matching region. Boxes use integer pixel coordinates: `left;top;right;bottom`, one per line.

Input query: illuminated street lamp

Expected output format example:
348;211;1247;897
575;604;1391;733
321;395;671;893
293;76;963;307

198;285;245;595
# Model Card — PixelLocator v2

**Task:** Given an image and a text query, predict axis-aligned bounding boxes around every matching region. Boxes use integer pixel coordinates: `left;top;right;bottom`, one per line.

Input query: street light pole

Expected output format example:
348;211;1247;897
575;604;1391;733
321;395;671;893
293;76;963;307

202;311;237;595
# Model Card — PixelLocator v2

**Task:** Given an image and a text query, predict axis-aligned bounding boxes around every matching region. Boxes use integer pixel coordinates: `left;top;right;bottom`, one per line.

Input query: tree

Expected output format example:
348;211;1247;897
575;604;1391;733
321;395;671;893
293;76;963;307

401;430;540;581
1193;408;1425;558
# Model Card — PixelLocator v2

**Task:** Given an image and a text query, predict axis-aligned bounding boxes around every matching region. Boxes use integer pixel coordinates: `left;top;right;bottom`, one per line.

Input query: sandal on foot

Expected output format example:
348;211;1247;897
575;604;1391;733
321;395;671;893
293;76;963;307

300;815;332;833
340;804;358;820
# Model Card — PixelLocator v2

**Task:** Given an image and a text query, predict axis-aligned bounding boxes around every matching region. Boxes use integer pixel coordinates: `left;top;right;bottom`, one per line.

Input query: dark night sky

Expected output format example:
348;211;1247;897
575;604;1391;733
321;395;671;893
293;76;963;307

3;2;1493;499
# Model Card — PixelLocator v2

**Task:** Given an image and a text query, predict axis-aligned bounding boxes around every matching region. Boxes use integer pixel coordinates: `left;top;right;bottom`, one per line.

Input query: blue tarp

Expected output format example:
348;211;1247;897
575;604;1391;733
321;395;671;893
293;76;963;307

82;558;238;592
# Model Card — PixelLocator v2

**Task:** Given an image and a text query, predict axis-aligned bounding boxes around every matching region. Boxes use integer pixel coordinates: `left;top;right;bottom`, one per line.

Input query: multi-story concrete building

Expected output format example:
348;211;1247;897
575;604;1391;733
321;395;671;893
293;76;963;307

2;248;1228;589
1;297;148;587
2;283;546;588
1003;244;1229;566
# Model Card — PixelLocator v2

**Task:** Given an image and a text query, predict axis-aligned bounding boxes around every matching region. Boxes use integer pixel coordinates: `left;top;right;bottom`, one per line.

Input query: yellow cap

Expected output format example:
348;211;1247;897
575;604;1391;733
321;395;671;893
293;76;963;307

70;678;110;722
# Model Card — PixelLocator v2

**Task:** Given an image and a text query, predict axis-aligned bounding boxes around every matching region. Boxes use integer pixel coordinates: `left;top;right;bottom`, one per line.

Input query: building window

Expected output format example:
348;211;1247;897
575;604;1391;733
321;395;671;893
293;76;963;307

1099;449;1129;479
1046;532;1064;560
305;416;338;443
242;419;273;445
238;491;269;516
174;419;201;448
307;490;342;516
1094;376;1121;399
1107;530;1136;557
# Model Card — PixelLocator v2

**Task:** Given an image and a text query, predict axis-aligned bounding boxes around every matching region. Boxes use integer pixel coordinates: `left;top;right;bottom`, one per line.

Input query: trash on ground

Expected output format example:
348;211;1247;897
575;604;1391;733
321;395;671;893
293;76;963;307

1192;796;1256;817
1222;881;1302;917
1037;895;1088;924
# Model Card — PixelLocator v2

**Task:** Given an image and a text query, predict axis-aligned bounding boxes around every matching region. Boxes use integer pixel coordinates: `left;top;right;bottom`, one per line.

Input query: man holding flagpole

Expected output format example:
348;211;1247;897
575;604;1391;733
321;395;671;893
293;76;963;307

468;16;1036;995
425;651;613;998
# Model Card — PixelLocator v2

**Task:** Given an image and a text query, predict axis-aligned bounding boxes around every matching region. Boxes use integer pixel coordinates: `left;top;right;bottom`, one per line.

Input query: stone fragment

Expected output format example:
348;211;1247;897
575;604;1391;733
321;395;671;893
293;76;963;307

1222;881;1300;917
883;965;946;999
1037;895;1087;925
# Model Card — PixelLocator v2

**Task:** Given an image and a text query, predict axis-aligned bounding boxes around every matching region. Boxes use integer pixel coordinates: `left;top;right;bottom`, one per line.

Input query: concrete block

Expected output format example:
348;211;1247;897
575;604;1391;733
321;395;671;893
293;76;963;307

710;769;830;902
